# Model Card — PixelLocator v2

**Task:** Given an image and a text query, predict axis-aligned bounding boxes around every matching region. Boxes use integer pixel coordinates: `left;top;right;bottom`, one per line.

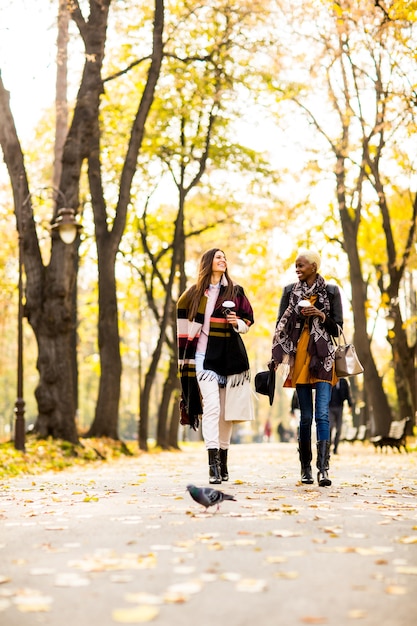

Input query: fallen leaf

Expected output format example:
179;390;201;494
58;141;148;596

112;606;159;623
124;593;162;605
55;573;90;587
30;568;55;576
347;609;367;619
233;539;257;546
385;585;407;595
110;575;134;583
13;592;53;613
236;578;267;592
398;536;417;544
265;556;288;564
272;529;301;538
274;570;299;579
395;565;417;575
162;592;187;604
166;581;202;595
220;572;241;581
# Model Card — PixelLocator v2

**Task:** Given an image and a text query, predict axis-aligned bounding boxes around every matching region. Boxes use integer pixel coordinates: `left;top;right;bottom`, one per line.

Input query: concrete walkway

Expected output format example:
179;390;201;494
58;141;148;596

1;442;416;626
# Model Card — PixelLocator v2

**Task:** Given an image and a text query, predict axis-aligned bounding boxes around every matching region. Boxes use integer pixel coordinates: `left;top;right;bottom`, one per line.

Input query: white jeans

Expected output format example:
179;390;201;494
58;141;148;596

195;353;232;450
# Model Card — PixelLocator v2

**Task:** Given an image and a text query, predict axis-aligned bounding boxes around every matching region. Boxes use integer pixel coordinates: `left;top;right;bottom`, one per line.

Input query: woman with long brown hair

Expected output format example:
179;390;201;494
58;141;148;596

177;248;254;483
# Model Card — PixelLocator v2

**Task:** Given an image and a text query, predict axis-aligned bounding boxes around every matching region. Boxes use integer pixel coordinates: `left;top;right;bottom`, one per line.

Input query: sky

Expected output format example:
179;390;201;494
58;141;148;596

0;2;57;140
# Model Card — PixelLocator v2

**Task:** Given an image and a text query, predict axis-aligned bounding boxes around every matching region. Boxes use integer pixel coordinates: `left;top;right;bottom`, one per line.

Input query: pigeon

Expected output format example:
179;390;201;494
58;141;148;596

186;484;236;512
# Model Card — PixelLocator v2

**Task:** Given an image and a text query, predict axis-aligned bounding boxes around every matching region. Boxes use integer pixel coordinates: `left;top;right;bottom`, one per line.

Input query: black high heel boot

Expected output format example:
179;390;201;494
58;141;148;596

316;440;331;487
208;449;221;484
298;439;314;484
219;449;229;481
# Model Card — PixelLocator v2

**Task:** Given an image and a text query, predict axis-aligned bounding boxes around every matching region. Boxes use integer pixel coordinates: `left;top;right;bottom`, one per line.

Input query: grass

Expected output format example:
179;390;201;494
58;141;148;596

0;436;201;481
0;436;142;480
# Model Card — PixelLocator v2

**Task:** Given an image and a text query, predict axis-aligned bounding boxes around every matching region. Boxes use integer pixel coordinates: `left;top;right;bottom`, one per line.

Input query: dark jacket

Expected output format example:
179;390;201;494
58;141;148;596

329;378;353;407
277;283;343;337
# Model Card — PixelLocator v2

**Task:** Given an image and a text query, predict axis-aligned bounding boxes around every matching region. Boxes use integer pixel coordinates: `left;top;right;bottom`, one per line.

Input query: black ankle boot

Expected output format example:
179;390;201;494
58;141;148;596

298;439;314;484
219;449;229;481
208;449;221;484
316;440;331;487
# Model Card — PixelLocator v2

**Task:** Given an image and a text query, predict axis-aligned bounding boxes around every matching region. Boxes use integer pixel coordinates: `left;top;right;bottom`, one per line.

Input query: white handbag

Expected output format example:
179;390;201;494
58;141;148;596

332;325;364;377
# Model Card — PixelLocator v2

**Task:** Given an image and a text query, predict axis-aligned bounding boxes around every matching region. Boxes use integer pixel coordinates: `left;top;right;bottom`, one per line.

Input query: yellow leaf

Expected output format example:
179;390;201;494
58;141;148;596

272;529;301;537
265;556;287;563
385;585;407;595
166;581;202;595
347;609;367;619
0;575;11;584
162;592;187;604
399;536;417;544
395;566;417;575
124;593;161;605
15;594;53;613
236;578;267;592
112;606;159;623
274;570;299;579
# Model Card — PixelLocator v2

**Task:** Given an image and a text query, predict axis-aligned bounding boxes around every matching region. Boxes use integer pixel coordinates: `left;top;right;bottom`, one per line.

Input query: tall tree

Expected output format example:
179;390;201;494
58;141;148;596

0;0;164;442
270;0;417;434
86;0;164;438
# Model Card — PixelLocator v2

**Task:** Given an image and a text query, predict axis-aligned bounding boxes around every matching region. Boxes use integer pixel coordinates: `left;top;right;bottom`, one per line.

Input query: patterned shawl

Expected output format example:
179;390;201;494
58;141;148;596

177;283;254;429
272;274;335;381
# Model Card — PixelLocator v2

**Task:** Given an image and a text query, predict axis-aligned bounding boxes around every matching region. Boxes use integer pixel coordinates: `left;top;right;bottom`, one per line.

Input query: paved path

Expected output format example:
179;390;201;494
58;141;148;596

1;442;416;626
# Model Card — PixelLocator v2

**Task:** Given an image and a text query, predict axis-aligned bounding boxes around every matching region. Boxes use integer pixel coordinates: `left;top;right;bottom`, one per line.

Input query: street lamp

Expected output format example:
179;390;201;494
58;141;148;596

51;207;81;244
14;202;81;451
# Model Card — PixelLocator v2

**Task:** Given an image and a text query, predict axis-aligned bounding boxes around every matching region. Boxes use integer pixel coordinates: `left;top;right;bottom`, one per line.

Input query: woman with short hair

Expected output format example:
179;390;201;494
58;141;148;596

272;250;343;486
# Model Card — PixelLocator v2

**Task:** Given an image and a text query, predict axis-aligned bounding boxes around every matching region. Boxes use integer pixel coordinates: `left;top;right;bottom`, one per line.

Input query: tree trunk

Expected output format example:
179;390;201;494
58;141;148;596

86;252;121;438
53;0;69;191
337;167;393;436
168;389;181;450
388;302;415;427
156;352;178;449
87;0;164;440
0;76;80;443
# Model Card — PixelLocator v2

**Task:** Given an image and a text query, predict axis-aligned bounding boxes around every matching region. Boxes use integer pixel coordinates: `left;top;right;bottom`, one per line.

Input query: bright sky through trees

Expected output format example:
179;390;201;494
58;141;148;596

0;2;58;139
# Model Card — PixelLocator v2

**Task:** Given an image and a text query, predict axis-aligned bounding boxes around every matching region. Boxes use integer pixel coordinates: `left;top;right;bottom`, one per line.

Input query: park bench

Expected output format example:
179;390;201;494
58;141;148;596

341;423;367;444
370;417;409;453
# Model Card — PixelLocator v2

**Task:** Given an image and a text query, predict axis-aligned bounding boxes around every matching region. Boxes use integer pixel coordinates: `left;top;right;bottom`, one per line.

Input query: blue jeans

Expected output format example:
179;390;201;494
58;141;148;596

296;382;332;442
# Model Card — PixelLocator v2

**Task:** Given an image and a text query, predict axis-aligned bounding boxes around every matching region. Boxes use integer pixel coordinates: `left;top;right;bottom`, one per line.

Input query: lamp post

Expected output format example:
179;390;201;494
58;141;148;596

14;204;80;452
14;230;25;451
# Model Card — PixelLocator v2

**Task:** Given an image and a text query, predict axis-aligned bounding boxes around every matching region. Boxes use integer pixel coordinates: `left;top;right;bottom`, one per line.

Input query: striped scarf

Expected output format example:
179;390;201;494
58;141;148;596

177;283;254;427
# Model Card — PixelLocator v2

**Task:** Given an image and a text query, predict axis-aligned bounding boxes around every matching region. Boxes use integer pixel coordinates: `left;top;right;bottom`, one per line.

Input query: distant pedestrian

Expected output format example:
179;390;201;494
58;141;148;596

264;419;272;442
329;378;353;454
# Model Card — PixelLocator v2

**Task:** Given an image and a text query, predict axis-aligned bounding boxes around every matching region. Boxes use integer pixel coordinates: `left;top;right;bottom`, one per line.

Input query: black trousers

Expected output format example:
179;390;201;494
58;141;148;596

329;405;343;452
